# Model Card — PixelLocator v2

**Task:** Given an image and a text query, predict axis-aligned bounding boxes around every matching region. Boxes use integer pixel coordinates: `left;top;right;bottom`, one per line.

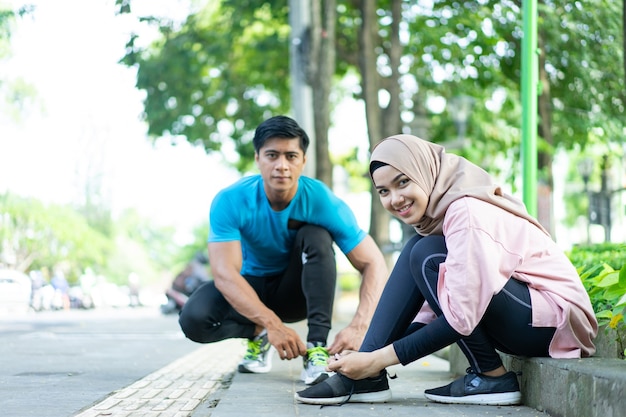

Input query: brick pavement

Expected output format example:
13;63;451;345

73;339;245;417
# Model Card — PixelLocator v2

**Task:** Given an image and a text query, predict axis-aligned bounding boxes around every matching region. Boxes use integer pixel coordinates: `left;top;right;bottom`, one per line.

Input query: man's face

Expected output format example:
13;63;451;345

255;137;306;195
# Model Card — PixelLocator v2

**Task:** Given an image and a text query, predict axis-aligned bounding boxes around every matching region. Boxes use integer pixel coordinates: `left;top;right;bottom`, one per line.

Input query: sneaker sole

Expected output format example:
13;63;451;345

238;346;275;374
294;389;392;405
424;391;521;406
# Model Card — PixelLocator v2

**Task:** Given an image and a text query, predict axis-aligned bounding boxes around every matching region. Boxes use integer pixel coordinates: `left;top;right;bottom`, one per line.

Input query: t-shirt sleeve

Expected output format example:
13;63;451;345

208;190;241;243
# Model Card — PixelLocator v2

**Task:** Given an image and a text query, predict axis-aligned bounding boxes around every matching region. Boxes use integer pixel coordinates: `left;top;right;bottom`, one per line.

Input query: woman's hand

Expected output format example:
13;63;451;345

326;347;398;380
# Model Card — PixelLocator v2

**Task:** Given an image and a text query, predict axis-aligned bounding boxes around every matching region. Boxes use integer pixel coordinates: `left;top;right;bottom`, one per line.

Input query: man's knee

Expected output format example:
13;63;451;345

178;307;206;343
297;225;334;256
298;225;332;243
178;306;214;343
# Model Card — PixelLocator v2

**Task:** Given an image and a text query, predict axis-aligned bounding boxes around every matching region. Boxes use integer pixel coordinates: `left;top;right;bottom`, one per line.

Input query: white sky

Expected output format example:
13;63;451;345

0;0;371;243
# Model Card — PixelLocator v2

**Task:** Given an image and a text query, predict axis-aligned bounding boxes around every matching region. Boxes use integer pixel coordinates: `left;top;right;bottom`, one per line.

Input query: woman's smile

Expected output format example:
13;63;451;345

395;202;414;217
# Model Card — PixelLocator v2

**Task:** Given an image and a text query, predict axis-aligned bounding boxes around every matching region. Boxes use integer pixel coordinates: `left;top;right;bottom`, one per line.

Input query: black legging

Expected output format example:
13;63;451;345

360;234;556;373
178;225;337;345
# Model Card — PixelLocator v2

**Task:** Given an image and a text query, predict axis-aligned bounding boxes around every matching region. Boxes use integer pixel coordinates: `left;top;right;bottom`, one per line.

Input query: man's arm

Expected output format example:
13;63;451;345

208;241;307;359
327;234;388;354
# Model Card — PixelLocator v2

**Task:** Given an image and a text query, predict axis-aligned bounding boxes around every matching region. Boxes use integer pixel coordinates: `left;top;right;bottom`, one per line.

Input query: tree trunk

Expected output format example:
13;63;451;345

537;28;555;237
306;0;336;187
357;0;389;256
382;0;402;137
358;0;403;261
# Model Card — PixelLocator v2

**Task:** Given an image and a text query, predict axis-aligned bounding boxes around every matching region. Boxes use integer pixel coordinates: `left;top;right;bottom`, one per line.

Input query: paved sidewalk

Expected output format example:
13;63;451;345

73;339;245;417
74;317;552;417
197;345;550;417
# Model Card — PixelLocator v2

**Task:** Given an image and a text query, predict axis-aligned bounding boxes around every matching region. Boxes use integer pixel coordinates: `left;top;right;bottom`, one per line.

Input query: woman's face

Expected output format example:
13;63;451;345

372;164;428;225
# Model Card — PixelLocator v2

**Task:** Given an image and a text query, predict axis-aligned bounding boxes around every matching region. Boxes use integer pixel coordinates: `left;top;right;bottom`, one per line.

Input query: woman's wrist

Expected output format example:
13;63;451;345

373;344;400;370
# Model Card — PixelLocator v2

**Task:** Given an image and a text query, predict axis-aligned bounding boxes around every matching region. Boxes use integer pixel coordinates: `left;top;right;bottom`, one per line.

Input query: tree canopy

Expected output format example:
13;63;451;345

120;0;624;174
118;0;624;243
120;0;291;172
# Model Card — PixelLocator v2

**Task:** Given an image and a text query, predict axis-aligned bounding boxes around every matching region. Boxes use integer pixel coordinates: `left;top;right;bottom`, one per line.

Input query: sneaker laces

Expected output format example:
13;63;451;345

243;338;263;360
320;371;396;408
319;377;355;408
306;346;329;367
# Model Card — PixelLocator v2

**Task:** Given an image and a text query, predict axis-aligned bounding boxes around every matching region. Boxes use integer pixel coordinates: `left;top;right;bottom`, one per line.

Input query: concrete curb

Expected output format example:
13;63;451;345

503;355;626;417
448;345;626;417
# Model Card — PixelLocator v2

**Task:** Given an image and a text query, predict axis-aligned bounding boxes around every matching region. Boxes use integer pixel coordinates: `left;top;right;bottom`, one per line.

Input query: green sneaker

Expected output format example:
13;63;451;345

238;330;274;374
300;342;333;385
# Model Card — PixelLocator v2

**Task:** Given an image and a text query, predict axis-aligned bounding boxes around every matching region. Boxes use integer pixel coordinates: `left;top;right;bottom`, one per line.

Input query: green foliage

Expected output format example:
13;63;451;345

0;192;188;286
539;0;625;149
568;243;626;356
0;2;36;121
0;2;34;58
102;209;181;285
338;272;360;292
0;192;111;282
170;220;211;274
331;147;371;193
120;0;291;172
409;0;624;180
568;243;626;272
118;0;625;185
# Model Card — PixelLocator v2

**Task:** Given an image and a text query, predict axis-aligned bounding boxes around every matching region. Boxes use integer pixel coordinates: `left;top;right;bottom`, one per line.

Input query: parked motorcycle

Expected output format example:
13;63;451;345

160;253;210;314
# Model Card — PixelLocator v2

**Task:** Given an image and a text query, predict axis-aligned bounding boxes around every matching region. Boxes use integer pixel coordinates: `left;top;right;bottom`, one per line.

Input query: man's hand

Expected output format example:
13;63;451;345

327;324;366;355
266;323;307;360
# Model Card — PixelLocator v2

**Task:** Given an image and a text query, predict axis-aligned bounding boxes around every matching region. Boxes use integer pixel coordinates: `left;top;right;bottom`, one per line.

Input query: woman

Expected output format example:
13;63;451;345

295;134;597;406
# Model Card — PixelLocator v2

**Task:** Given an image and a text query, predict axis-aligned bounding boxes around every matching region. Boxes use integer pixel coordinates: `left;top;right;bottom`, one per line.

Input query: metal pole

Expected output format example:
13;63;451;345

289;0;316;178
601;155;611;242
521;0;538;217
583;179;591;244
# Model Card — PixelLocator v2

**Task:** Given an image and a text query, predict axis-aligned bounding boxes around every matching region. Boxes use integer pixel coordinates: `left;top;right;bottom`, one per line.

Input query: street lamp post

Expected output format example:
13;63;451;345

599;155;612;242
581;155;621;243
578;158;593;244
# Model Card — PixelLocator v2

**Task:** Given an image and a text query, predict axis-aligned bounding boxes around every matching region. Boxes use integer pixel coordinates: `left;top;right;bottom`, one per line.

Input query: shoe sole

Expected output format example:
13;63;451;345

424;391;522;406
294;389;392;405
237;346;275;374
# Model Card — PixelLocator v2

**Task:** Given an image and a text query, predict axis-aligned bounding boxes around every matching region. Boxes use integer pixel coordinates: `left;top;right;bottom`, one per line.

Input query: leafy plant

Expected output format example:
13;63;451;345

570;244;626;359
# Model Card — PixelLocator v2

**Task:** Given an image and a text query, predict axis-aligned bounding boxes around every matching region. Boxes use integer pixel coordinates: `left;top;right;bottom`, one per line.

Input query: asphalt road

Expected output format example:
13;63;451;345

0;307;199;417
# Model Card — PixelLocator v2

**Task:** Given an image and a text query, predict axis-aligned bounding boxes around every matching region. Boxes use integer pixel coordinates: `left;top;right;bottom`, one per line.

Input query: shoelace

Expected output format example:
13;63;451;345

319;372;397;408
320;383;354;408
243;338;262;360
307;346;329;367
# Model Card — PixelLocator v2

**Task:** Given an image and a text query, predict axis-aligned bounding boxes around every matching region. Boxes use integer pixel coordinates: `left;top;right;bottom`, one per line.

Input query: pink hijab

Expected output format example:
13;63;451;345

370;134;548;236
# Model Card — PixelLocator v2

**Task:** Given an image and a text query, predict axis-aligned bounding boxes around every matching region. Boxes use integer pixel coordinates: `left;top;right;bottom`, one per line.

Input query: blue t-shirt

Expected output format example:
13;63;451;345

208;175;367;276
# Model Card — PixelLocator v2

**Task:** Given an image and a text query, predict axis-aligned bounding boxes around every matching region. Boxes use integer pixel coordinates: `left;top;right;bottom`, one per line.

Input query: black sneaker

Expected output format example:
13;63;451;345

424;368;521;405
294;370;391;405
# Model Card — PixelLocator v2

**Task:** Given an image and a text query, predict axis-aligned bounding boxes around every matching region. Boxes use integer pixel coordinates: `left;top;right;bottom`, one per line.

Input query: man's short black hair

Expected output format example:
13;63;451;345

253;115;310;154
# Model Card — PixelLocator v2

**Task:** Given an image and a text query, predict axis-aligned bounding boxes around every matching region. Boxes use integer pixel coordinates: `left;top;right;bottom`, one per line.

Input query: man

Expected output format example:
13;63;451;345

179;115;388;385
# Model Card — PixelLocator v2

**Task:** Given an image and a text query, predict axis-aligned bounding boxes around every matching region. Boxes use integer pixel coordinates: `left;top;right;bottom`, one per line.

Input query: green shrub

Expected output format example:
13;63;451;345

567;243;626;358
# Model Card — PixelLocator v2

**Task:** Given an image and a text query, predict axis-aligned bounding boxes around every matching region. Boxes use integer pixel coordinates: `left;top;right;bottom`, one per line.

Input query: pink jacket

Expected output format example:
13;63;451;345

436;197;597;358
